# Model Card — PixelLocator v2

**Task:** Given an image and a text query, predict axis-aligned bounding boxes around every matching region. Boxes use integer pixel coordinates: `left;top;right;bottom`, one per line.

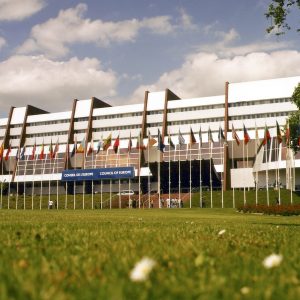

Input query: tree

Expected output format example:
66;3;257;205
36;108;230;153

266;0;300;35
286;83;300;153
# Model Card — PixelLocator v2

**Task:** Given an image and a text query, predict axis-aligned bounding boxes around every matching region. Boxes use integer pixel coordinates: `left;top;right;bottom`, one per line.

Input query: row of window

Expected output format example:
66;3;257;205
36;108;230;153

230;111;289;121
168;117;224;126
147;110;164;115
93;112;143;120
93;124;142;132
25;131;69;138
229;97;291;108
26;119;70;127
168;104;224;113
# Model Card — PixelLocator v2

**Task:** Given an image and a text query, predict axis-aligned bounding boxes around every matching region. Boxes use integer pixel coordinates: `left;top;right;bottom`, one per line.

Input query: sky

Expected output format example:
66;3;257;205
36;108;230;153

1;0;300;115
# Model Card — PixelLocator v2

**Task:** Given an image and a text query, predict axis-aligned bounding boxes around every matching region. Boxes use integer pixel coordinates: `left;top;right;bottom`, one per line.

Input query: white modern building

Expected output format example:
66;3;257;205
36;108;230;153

0;75;299;196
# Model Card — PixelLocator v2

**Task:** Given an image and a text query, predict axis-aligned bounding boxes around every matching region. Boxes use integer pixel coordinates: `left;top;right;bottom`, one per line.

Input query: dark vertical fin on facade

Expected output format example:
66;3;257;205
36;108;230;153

224;81;229;191
64;99;78;170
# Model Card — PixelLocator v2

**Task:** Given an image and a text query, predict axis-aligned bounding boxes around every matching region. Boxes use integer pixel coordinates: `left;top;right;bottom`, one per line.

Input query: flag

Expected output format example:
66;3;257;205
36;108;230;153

168;132;175;149
232;125;240;146
189;127;196;145
276;121;282;144
208;127;214;143
5;144;11;161
15;148;19;161
285;122;290;145
87;140;94;155
71;138;77;157
39;142;45;160
178;130;185;145
198;127;203;147
128;133;132;152
113;135;120;154
0;143;4;161
49;139;54;159
243;124;250;145
96;136;103;154
157;129;165;152
76;137;85;153
30;142;36;160
263;124;271;145
218;126;225;142
147;131;157;148
136;132;145;149
103;134;112;151
20;146;26;160
53;139;59;159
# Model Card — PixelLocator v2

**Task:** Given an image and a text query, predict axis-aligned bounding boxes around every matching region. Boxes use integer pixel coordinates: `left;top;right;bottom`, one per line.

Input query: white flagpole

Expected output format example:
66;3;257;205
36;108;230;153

8;157;11;209
40;152;47;210
24;150;29;210
277;138;281;204
65;144;69;209
117;139;121;209
148;135;151;208
231;138;235;208
74;141;76;210
32;152;38;210
189;141;192;208
221;140;224;208
210;138;213;208
178;143;181;205
91;142;94;210
255;124;258;206
168;135;171;208
128;148;132;208
16;158;19;210
109;179;112;209
0;159;3;209
243;139;246;205
199;137;202;208
100;180;103;209
138;139;141;209
55;150;59;210
158;145;161;208
266;137;269;206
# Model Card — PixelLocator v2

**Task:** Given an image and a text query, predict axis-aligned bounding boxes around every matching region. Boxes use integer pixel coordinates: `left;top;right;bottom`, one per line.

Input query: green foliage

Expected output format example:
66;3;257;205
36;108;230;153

266;0;300;35
0;209;299;299
238;204;300;215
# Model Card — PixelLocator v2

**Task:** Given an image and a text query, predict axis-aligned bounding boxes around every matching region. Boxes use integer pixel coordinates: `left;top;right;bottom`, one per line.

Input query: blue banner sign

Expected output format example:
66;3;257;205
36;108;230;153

61;167;135;181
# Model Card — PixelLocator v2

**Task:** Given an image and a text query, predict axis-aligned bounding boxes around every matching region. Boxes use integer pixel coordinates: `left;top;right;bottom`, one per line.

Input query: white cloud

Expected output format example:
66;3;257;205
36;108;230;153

0;55;118;112
178;8;196;30
17;3;176;58
130;50;300;102
0;0;45;21
0;36;6;49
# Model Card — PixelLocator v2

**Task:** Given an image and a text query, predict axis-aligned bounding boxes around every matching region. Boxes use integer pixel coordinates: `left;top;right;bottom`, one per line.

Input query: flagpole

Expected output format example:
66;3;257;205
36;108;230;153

16;157;19;210
255;124;258;206
56;149;59;210
74;140;76;210
221;140;224;208
65;144;69;209
266;134;269;206
158;145;161;209
199;133;202;208
278;138;281;204
8;157;11;209
40;153;47;210
32;151;38;210
178;143;181;205
231;137;235;208
148;134;151;208
109;179;112;209
189;141;192;209
92;141;94;210
168;134;171;208
24;150;29;210
210;141;212;208
100;179;103;209
138;138;141;209
0;158;3;209
243;138;246;205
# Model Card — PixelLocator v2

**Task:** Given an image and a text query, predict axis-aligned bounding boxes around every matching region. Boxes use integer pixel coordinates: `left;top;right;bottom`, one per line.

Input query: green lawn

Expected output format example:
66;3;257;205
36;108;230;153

0;209;299;299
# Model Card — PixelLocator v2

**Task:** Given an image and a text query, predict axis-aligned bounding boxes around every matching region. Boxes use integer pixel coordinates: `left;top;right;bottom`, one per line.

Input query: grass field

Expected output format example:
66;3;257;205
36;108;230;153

0;209;299;299
1;189;300;209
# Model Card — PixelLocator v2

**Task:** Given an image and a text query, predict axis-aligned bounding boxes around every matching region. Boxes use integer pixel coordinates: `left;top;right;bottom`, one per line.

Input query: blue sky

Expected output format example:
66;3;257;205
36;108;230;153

0;0;300;114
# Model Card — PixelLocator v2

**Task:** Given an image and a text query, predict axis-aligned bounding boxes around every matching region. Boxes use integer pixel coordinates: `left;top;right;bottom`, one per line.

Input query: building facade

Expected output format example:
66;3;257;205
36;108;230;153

0;76;299;196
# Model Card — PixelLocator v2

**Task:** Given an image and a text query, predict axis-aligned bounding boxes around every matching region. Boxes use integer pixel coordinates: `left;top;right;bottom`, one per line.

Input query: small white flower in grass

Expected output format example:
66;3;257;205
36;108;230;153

130;257;156;282
218;229;226;236
262;254;283;269
240;286;250;295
